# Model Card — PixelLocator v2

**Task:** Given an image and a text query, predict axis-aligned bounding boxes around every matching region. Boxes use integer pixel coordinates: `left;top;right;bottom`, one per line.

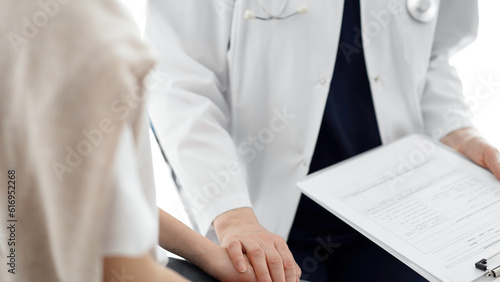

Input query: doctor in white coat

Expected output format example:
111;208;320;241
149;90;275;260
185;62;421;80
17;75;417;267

146;0;500;281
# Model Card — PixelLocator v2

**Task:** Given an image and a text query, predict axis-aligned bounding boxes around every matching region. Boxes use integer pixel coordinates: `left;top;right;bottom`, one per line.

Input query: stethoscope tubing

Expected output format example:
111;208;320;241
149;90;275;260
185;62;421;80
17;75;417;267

257;0;288;18
248;0;437;23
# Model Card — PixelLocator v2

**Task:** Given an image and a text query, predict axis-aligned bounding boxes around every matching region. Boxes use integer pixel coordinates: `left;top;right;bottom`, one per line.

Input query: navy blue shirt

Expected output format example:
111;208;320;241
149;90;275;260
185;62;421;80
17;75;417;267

290;0;381;234
288;3;426;281
309;0;381;174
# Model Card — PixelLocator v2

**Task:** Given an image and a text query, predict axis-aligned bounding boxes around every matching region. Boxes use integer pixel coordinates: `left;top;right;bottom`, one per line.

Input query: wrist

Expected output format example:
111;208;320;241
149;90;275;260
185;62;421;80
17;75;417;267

189;239;220;269
441;127;480;153
213;207;259;239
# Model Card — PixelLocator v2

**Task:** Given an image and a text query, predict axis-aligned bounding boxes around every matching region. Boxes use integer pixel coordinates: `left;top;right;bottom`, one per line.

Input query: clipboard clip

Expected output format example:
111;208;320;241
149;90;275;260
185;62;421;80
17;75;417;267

476;251;500;278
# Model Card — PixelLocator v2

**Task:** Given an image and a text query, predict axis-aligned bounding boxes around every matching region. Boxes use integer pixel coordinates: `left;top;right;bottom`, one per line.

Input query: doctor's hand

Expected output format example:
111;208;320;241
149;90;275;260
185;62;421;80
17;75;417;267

441;127;500;179
214;207;301;282
197;245;257;282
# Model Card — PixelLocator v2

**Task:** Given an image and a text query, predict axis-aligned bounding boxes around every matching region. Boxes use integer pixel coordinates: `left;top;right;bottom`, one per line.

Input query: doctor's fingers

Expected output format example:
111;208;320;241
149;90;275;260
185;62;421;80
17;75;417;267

275;239;301;282
462;137;500;180
265;244;288;282
245;240;284;282
482;145;500;180
227;240;248;273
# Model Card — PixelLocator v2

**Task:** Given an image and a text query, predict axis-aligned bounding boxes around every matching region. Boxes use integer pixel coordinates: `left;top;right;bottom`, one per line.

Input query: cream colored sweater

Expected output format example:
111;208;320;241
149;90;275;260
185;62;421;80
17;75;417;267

0;0;157;281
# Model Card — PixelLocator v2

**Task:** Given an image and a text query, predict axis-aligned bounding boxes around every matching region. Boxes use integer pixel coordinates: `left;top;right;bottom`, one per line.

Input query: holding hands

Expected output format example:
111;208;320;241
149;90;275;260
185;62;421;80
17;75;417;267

214;207;301;282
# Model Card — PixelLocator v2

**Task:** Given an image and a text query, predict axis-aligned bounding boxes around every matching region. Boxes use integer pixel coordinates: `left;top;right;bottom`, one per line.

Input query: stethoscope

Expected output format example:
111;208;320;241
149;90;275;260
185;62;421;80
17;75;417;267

406;0;438;23
244;0;308;20
244;0;438;23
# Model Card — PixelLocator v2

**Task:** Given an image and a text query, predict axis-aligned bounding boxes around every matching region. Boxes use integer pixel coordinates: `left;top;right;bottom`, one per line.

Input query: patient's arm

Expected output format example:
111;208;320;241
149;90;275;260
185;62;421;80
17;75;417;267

158;208;257;282
103;253;187;282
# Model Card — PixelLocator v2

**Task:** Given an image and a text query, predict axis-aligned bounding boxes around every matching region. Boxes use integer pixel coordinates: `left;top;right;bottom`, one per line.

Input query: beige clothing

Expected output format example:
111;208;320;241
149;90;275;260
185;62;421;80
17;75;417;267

0;0;157;281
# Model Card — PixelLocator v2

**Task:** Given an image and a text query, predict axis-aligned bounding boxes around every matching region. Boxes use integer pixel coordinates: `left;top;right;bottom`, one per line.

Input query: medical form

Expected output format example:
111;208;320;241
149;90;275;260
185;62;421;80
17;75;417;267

298;134;500;282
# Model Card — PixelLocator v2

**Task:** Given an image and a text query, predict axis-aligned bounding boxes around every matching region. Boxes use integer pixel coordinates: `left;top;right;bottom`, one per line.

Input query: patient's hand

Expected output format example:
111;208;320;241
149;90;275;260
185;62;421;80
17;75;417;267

158;208;257;281
198;245;257;282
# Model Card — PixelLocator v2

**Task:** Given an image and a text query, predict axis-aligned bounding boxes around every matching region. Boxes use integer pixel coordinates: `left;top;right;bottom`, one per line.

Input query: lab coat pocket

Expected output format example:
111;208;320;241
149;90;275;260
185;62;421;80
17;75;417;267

229;0;310;94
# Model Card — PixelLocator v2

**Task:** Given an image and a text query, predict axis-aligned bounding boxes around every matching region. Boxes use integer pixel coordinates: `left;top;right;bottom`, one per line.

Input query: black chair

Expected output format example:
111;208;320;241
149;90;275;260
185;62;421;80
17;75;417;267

167;258;219;282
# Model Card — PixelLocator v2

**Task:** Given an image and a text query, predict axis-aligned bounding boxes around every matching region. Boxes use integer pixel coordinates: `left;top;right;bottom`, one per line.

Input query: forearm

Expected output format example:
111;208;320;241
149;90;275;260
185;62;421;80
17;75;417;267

158;208;218;267
103;253;188;282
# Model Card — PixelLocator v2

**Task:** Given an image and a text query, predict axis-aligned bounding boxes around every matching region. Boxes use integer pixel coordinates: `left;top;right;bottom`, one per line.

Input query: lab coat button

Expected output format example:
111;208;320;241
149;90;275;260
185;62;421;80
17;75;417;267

302;159;309;167
319;77;327;85
374;76;380;82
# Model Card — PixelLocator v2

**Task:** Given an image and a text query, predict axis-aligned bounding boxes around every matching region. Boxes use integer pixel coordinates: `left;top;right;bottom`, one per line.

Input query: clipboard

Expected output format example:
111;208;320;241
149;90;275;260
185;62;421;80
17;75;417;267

476;252;500;279
298;134;500;281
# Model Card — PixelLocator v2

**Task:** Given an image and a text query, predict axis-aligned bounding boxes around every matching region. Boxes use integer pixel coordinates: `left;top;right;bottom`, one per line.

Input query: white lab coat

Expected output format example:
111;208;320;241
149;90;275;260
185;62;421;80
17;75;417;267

146;0;477;239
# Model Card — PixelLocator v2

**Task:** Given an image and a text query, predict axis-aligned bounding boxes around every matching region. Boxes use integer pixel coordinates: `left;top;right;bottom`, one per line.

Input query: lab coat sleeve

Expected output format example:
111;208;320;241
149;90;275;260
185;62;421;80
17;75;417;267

145;0;252;235
420;0;478;140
